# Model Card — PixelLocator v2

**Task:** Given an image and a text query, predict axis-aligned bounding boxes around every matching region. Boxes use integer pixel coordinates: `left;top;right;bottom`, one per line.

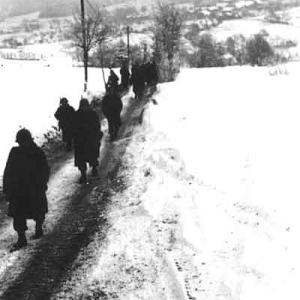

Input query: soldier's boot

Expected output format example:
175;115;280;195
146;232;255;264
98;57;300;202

92;166;98;177
33;223;44;239
79;170;87;184
10;232;27;252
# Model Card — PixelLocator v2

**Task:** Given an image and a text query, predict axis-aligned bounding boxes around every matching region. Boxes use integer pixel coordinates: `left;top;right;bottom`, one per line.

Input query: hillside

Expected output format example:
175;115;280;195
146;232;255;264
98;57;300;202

0;0;284;19
0;0;95;18
0;0;155;19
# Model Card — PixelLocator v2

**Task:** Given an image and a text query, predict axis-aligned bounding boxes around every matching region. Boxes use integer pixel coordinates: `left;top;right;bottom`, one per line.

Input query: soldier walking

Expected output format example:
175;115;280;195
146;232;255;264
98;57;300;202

102;87;123;142
120;63;130;89
106;69;119;92
73;99;103;184
3;129;50;251
54;97;75;151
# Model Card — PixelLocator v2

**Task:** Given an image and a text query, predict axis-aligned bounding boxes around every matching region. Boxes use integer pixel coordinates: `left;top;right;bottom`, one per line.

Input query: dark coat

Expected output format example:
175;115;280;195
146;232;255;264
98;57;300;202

130;65;145;98
120;65;130;87
54;104;75;142
102;93;123;121
74;106;102;168
102;93;123;138
3;142;50;219
146;62;158;85
107;71;119;90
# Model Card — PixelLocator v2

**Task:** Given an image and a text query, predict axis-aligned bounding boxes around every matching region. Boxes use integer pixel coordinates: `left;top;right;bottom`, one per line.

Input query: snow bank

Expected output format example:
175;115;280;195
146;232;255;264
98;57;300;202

142;64;300;299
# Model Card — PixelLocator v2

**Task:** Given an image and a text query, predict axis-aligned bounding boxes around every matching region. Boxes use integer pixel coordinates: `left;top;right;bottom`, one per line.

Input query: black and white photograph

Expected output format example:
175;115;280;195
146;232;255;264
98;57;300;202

0;0;299;299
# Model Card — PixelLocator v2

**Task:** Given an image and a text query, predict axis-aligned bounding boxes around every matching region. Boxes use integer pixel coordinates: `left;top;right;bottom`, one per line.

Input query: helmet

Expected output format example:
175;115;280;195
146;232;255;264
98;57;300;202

79;98;89;108
16;128;33;144
60;97;68;105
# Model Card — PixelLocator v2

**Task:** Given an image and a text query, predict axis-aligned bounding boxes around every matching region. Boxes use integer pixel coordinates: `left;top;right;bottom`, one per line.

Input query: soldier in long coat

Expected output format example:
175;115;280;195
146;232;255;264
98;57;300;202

106;69;119;91
147;61;159;87
120;63;130;89
3;129;50;251
54;97;75;151
102;87;123;142
73;99;103;183
130;64;145;100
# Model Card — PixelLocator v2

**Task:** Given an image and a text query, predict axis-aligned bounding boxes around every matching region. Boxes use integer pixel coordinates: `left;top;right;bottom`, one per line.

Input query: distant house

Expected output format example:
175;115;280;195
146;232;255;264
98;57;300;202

208;6;219;11
235;1;254;9
201;9;211;16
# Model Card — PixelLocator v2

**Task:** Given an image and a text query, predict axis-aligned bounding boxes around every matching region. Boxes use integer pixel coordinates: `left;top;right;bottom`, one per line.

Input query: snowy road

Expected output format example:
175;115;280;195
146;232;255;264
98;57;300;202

0;91;159;300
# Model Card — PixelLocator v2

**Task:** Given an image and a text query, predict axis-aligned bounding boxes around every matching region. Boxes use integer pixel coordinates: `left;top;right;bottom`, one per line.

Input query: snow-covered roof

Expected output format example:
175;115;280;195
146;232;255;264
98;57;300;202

235;0;254;8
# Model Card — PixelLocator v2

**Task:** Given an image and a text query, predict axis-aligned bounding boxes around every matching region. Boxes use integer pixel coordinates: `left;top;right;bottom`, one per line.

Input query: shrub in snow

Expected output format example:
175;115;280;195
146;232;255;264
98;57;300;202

268;53;289;76
246;34;274;66
226;34;247;65
185;23;201;47
265;2;290;25
40;126;64;156
158;51;181;82
188;33;226;68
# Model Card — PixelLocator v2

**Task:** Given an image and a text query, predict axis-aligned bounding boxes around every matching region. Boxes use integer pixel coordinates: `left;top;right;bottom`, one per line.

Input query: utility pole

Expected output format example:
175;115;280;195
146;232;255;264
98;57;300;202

80;0;88;91
127;26;130;68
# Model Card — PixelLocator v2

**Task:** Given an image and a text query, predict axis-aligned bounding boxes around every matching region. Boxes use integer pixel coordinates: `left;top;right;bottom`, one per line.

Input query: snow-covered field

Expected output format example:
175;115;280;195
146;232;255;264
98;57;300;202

0;61;112;177
209;17;300;41
206;11;300;58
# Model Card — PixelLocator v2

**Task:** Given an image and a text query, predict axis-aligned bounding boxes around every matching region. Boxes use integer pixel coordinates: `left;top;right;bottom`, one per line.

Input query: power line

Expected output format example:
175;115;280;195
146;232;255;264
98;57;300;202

85;0;98;13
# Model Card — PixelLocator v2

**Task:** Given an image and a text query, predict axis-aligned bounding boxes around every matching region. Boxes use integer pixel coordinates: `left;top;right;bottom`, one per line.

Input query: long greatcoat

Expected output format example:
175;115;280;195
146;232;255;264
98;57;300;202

120;65;130;88
102;93;123;138
73;105;102;169
131;66;145;99
3;142;50;219
107;71;119;90
54;104;75;142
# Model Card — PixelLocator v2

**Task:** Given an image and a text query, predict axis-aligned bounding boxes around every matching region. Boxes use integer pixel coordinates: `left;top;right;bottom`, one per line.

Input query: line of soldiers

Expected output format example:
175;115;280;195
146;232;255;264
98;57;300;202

54;97;103;184
2;96;104;251
106;60;159;100
131;61;159;100
1;61;158;251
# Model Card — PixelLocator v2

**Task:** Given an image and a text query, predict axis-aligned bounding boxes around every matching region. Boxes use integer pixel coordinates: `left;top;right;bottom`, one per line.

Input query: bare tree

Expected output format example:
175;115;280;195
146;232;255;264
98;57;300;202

70;1;107;91
94;20;111;90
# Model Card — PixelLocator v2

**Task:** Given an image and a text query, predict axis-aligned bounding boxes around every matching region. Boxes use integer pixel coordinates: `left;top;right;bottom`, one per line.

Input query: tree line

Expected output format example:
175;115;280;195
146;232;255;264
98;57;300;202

70;2;182;90
70;1;294;89
186;33;276;68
